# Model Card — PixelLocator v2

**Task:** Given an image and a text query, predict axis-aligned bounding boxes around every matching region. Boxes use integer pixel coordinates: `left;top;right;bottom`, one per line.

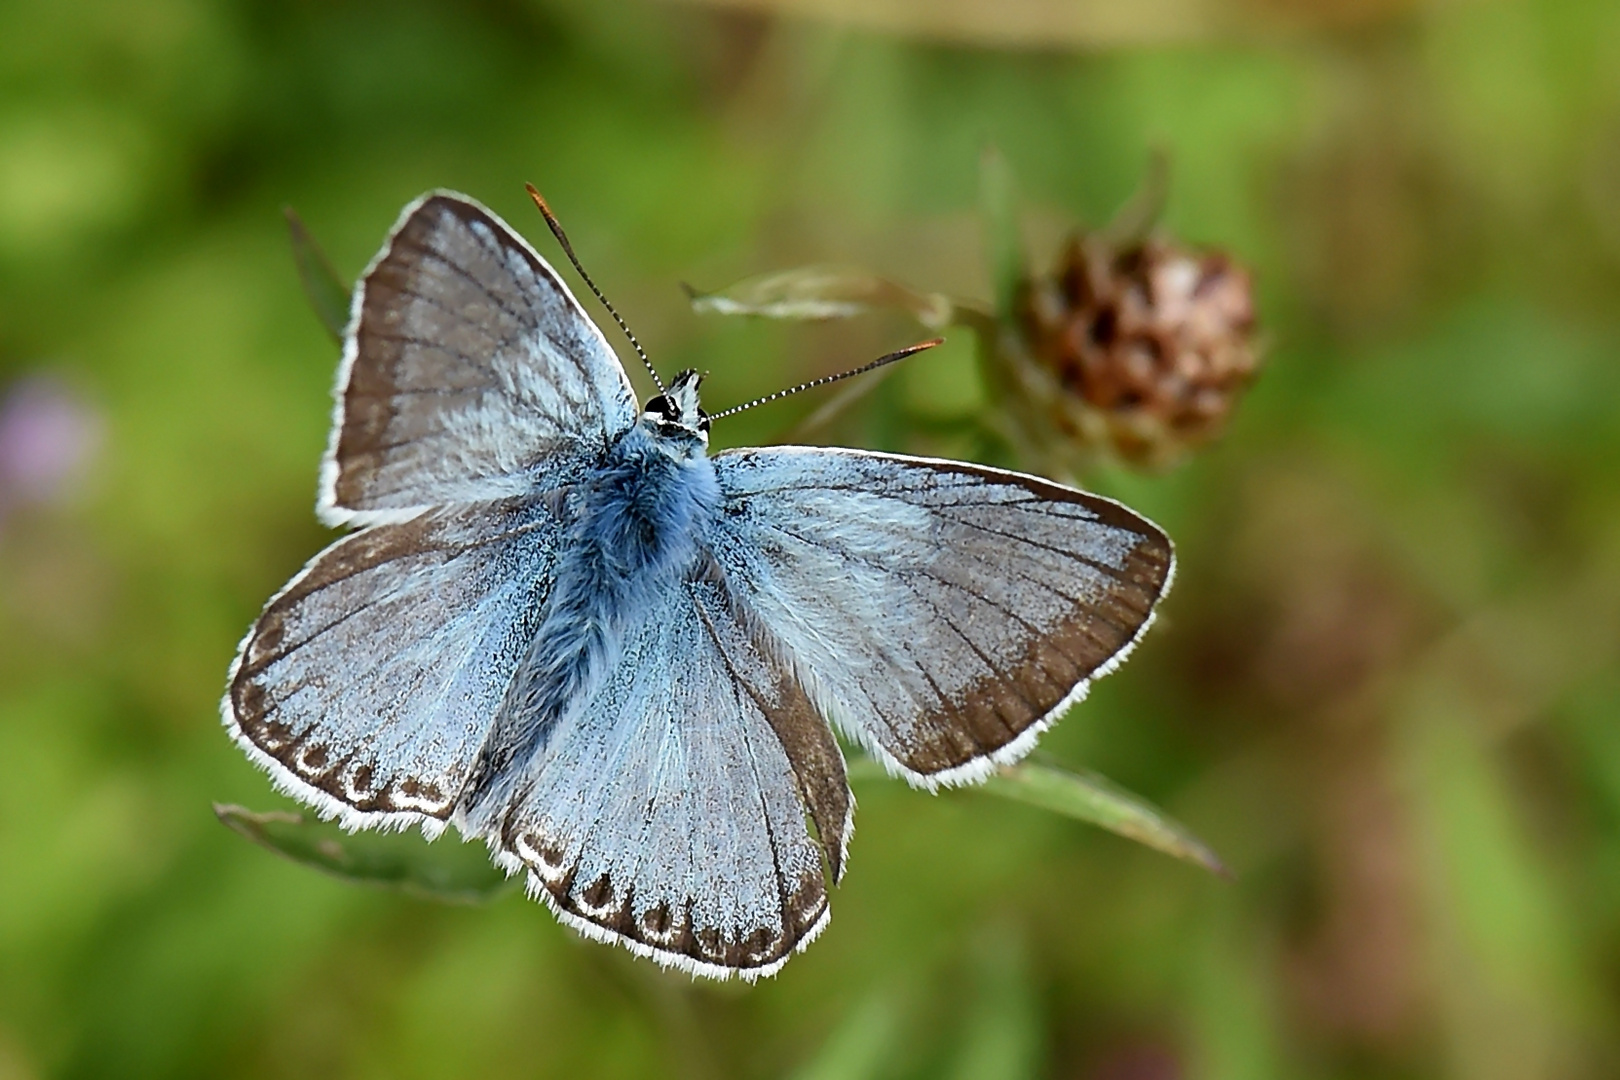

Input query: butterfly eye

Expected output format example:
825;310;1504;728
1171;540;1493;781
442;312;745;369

644;395;675;421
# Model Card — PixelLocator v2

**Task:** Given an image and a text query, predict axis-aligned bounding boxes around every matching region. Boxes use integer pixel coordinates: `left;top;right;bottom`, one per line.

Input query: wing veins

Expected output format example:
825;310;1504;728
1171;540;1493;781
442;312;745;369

738;483;1143;594
245;518;547;673
389;235;535;329
447;215;630;417
373;284;520;350
760;520;1075;711
399;241;612;414
359;330;504;367
377;573;533;771
350;424;575;458
694;592;820;918
941;515;1145;591
727;670;795;959
402;227;621;412
242;576;427;676
457;205;569;308
757;517;1112;669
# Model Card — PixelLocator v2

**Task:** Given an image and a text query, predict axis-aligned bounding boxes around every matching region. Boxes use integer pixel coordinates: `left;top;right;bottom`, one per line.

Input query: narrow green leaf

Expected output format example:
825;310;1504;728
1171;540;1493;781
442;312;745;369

978;146;1025;322
846;757;1229;877
686;266;958;328
948;927;1042;1080
214;803;512;904
983;762;1230;877
1098;148;1171;249
284;207;352;343
788;989;905;1080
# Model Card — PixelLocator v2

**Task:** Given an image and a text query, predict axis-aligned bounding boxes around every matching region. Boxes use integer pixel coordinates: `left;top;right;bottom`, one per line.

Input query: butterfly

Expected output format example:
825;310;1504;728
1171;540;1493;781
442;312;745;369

223;189;1174;980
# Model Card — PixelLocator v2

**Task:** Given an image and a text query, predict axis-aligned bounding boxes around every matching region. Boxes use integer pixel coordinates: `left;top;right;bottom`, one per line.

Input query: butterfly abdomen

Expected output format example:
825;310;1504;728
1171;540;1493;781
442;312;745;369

460;424;721;820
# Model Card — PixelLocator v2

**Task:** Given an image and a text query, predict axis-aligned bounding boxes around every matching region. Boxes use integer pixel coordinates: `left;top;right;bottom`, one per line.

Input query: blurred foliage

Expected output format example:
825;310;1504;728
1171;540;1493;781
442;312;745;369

686;265;965;328
2;0;1620;1079
233;747;1227;902
282;209;352;344
211;805;513;906
674;0;1428;48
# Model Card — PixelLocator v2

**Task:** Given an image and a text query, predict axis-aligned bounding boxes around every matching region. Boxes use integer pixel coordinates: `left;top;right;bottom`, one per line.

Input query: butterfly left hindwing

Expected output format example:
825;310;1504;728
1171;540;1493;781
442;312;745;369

226;497;562;833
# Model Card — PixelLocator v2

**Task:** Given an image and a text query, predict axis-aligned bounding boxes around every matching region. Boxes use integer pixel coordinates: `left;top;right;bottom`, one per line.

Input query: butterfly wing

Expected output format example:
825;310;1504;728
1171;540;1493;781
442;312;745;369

320;191;638;527
486;569;850;979
709;448;1174;787
224;498;562;833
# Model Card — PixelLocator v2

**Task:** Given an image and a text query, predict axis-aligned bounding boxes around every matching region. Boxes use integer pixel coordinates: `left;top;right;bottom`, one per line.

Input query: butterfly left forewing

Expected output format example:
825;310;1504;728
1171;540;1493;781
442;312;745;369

322;192;638;526
710;447;1173;787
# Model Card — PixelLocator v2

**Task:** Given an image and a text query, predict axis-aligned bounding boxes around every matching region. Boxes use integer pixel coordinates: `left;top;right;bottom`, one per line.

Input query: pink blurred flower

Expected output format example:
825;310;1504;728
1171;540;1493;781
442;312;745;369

0;375;101;517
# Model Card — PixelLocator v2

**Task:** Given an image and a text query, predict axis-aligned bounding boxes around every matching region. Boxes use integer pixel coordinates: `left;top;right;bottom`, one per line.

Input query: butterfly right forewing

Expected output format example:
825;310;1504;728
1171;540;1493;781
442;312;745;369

709;447;1173;787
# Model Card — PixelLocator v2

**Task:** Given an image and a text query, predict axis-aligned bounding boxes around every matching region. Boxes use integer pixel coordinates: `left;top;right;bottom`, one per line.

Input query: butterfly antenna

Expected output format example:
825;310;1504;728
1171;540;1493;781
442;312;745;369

525;183;664;394
707;339;943;422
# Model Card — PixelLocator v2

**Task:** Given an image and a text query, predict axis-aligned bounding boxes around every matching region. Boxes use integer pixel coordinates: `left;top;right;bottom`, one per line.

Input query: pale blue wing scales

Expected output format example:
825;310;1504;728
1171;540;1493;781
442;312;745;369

320;192;638;526
710;448;1174;788
224;498;562;833
486;577;837;979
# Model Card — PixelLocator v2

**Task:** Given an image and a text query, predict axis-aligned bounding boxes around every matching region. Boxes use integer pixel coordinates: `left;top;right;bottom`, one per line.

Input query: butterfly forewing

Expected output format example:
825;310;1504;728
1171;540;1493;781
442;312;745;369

710;448;1173;786
321;192;638;526
490;575;843;978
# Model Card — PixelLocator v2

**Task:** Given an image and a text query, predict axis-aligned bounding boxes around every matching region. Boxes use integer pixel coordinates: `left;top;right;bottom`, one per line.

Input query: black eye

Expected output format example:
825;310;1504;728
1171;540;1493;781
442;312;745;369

645;395;675;420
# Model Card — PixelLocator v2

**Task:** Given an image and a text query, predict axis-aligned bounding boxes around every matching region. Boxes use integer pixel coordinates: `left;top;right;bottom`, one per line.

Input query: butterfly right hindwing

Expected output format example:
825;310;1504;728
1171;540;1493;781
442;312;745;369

489;570;847;979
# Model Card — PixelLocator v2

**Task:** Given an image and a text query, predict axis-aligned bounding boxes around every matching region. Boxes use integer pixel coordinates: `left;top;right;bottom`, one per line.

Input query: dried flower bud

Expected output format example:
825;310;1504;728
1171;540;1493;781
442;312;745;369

1017;232;1259;466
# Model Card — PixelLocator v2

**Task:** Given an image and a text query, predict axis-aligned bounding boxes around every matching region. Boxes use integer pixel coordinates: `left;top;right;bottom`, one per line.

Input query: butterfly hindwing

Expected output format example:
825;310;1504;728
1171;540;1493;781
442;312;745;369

709;448;1174;786
321;192;638;526
489;572;848;979
225;497;562;832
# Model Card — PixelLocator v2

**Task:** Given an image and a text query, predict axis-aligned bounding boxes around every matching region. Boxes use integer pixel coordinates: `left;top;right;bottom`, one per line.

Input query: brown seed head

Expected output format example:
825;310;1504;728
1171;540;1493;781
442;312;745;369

1019;232;1259;466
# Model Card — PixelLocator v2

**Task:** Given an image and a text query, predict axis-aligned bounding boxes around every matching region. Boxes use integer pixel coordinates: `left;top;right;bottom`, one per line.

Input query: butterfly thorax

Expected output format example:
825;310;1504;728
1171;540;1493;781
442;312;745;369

573;422;719;589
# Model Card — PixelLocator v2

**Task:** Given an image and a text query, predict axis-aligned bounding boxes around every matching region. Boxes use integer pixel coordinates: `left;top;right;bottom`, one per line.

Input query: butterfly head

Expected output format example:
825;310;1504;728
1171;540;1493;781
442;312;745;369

641;369;710;456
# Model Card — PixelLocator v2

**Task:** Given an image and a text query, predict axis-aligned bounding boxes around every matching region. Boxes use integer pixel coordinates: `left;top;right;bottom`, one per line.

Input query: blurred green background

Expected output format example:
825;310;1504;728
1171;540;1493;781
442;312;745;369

3;0;1620;1077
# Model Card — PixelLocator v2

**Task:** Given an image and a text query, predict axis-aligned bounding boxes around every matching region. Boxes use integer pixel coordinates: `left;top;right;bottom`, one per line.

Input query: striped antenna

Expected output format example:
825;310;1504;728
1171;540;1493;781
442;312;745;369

525;183;664;394
707;339;943;422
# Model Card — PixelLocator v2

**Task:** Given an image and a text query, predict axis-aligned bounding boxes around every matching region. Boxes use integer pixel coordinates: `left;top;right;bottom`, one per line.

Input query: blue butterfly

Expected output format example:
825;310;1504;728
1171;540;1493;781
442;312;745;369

224;190;1173;979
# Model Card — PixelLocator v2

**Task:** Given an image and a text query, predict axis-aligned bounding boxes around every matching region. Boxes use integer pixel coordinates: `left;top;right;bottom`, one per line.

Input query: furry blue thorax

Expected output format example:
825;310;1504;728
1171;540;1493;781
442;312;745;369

554;421;721;638
462;413;720;815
